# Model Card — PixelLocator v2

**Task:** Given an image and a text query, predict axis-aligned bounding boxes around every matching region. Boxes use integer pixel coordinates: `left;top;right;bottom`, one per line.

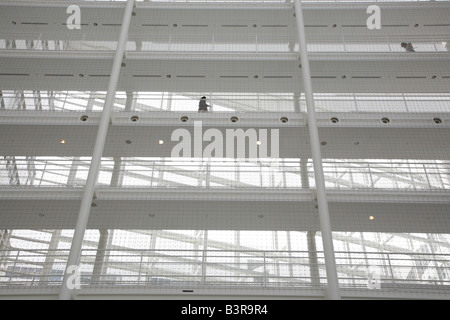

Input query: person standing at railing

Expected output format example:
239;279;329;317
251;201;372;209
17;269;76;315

198;96;211;112
401;42;416;52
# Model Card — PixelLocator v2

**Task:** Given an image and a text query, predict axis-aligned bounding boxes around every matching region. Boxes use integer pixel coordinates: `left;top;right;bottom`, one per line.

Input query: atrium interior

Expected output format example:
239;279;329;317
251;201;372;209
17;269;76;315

0;0;450;300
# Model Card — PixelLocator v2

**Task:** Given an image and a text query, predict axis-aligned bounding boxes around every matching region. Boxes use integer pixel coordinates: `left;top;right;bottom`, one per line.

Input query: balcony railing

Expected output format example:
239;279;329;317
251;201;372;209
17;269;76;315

1;248;449;296
2;91;450;113
1;35;447;53
1;157;449;191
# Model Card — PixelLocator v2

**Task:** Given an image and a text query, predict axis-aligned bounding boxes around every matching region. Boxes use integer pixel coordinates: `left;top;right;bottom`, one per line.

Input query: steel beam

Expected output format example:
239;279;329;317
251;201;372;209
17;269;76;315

58;0;135;300
294;0;340;300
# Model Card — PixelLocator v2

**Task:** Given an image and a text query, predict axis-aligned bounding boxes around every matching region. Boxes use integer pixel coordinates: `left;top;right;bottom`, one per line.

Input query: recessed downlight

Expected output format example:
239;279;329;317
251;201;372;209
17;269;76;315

158;140;165;145
433;117;442;124
60;139;66;144
369;216;375;221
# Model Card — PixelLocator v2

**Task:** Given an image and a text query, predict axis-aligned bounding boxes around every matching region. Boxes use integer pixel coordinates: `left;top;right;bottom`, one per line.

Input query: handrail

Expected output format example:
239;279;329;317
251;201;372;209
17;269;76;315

2;157;449;191
1;248;449;293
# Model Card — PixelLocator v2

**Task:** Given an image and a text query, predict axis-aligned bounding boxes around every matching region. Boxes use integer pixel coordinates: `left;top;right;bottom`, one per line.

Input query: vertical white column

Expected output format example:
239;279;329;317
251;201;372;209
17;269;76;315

125;91;135;111
59;0;135;300
307;231;320;288
293;0;341;299
0;90;5;110
91;229;109;285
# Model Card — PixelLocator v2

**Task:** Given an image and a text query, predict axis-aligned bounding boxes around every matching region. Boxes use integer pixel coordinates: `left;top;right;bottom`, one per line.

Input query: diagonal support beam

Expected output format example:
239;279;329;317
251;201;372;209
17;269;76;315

294;0;340;300
58;0;136;300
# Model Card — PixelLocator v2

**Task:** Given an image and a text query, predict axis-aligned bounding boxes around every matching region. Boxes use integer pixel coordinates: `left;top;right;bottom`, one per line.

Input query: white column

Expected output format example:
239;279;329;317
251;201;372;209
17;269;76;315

294;0;341;299
307;231;320;288
59;0;135;300
91;230;109;285
0;90;5;110
125;91;135;111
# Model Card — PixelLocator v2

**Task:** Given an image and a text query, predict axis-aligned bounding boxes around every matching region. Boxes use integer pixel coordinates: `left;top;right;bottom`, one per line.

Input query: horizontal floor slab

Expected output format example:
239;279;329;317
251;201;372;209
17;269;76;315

0;112;449;160
0;51;449;93
0;187;449;233
0;286;448;300
0;1;449;43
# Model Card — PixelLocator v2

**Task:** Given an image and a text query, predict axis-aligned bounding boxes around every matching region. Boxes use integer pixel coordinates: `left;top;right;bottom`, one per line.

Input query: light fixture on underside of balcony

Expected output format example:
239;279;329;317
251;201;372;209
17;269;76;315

433;117;442;124
280;117;289;124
